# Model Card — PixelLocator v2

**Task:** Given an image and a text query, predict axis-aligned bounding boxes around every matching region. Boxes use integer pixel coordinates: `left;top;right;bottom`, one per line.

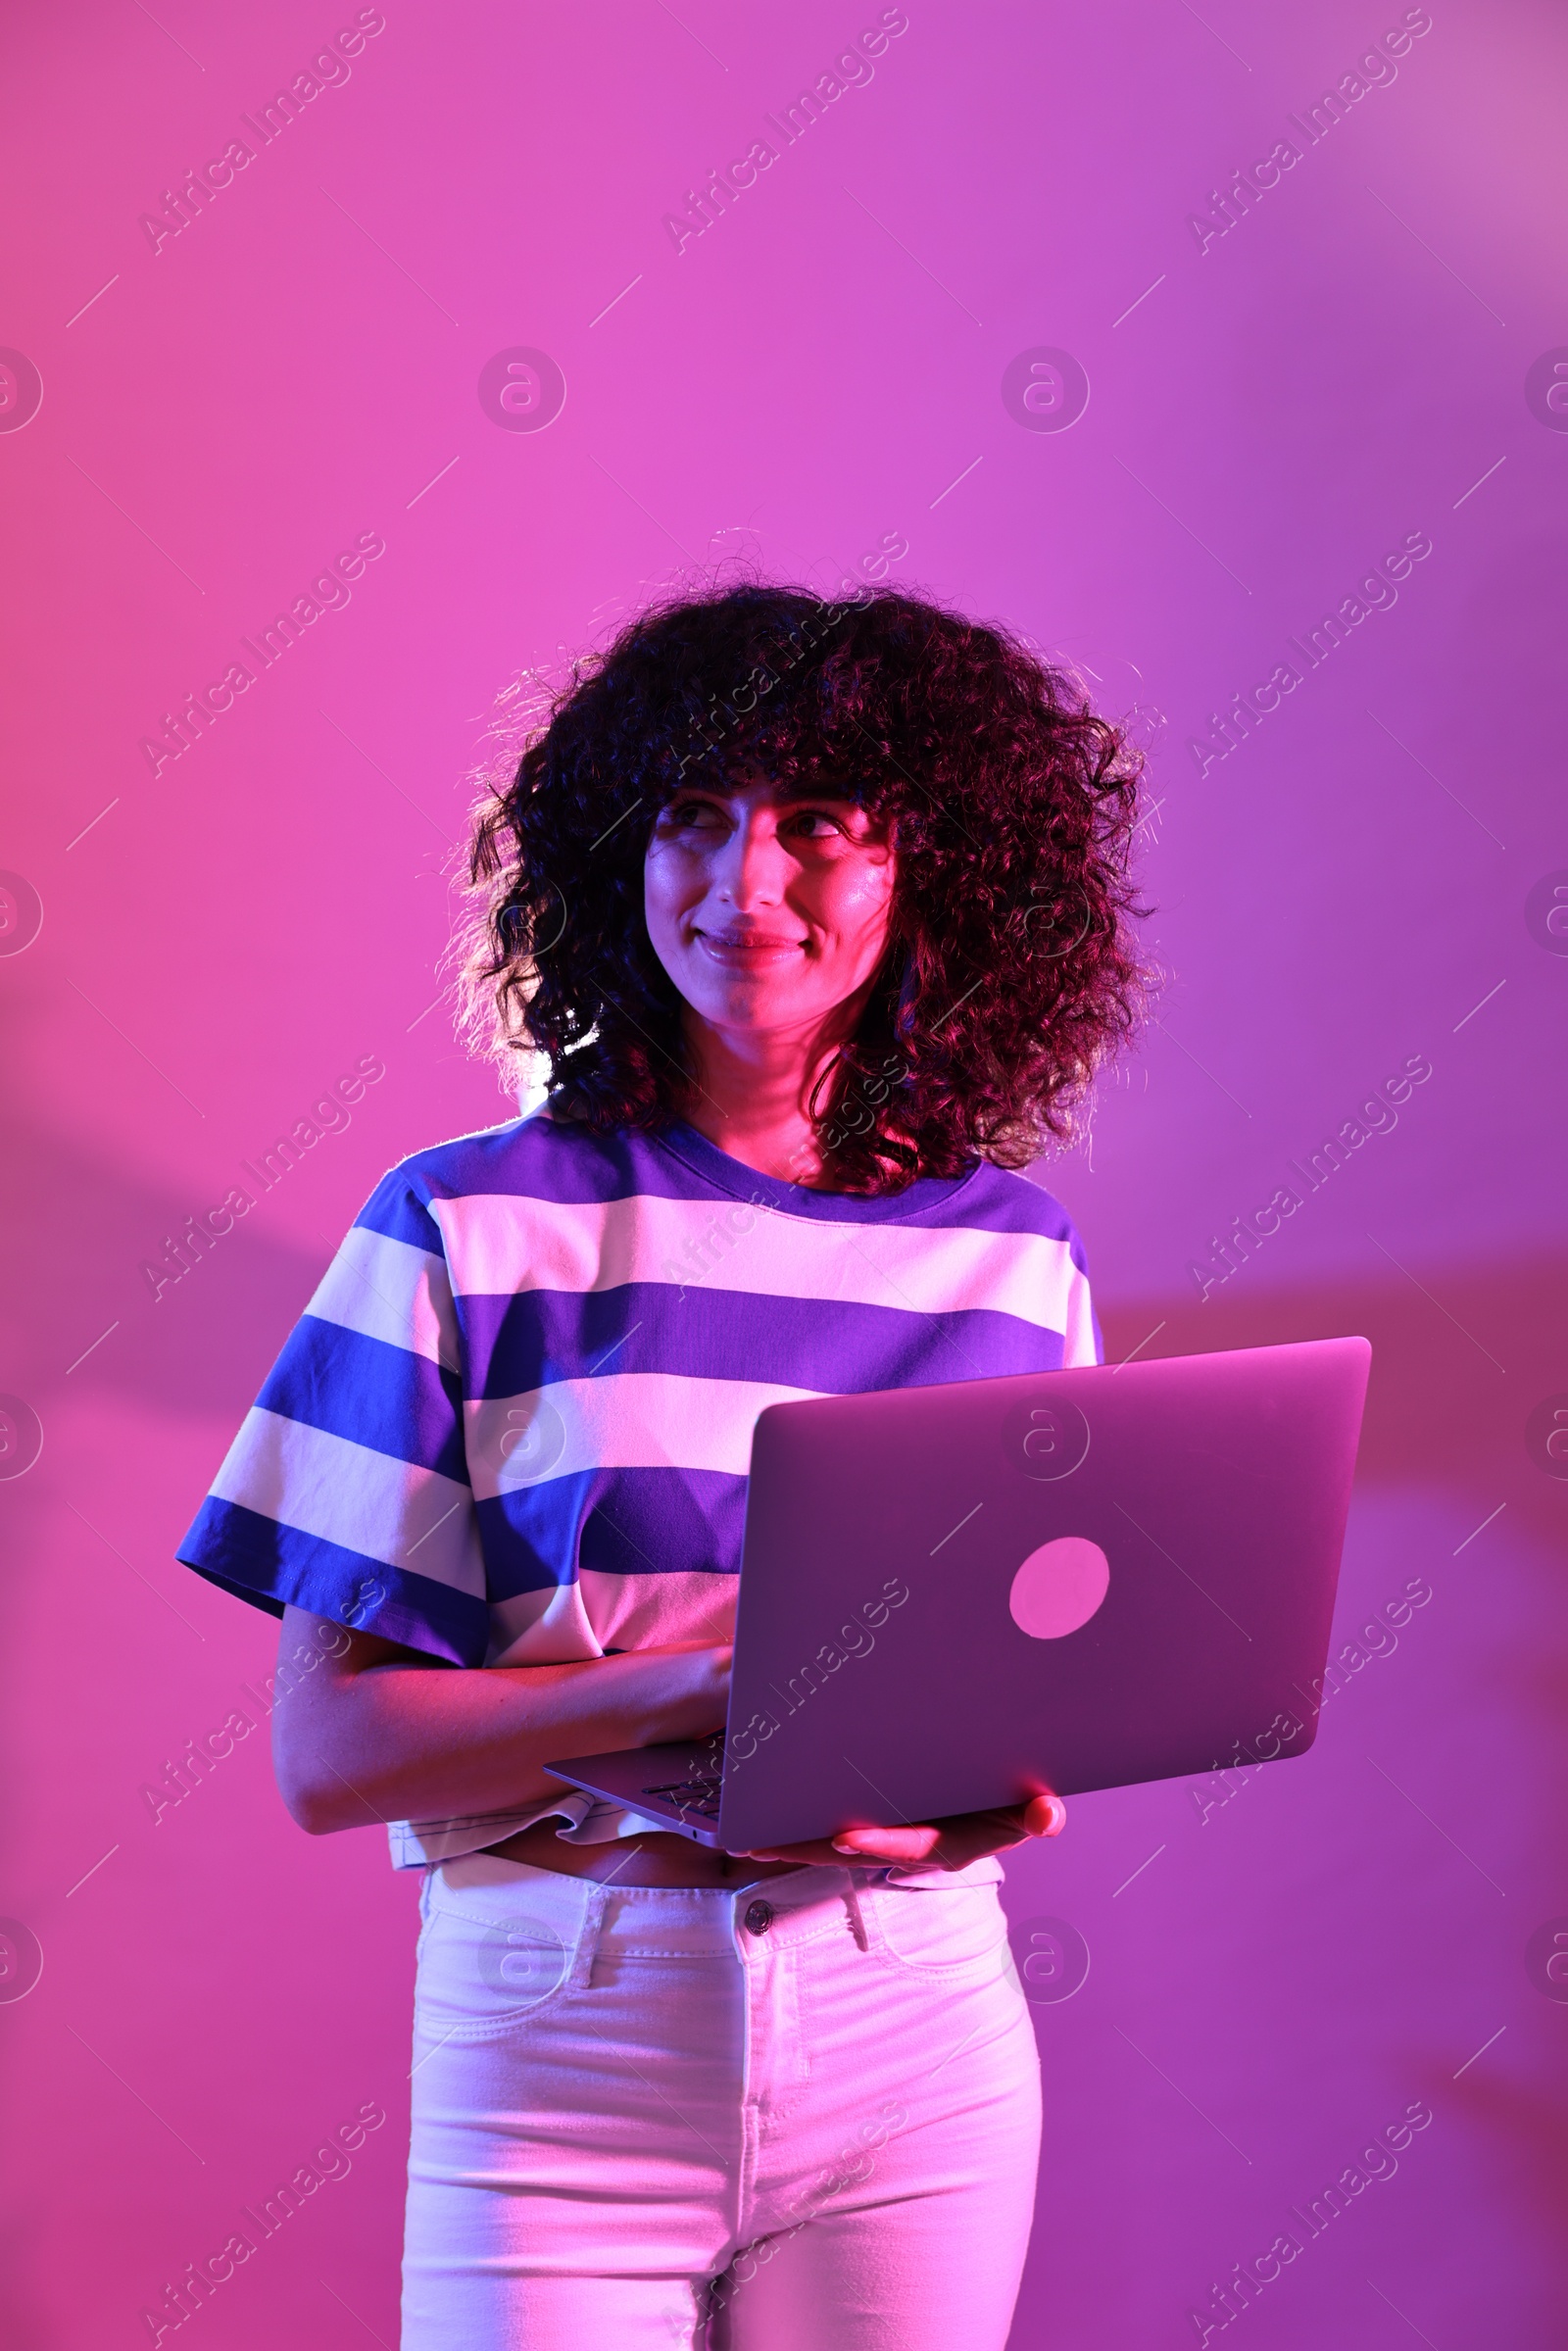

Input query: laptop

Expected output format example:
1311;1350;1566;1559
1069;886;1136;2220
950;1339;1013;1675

544;1336;1372;1852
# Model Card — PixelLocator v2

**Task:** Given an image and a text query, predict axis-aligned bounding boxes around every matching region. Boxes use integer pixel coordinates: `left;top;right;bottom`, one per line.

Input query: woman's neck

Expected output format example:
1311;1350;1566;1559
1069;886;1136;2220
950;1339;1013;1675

678;1012;845;1187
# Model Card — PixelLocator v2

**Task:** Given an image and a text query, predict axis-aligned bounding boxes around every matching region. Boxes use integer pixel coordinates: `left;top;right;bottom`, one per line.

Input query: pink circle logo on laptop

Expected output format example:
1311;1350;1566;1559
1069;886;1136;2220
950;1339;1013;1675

1008;1537;1110;1639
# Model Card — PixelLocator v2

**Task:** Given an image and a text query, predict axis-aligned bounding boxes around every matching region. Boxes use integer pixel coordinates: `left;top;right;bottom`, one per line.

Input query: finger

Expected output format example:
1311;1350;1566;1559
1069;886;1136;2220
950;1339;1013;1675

1023;1793;1067;1837
832;1826;941;1860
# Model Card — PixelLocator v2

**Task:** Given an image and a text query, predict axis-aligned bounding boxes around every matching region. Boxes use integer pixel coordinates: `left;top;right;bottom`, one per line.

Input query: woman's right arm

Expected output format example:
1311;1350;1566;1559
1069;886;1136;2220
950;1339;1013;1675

270;1603;732;1834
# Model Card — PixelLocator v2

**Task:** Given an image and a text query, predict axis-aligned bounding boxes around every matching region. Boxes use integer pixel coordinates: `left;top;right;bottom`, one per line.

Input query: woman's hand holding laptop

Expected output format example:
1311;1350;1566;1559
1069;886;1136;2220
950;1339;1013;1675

739;1789;1067;1872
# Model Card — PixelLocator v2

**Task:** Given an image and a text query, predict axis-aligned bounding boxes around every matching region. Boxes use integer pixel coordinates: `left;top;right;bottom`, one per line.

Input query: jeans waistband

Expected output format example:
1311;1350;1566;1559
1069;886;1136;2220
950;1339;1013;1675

427;1852;1004;1961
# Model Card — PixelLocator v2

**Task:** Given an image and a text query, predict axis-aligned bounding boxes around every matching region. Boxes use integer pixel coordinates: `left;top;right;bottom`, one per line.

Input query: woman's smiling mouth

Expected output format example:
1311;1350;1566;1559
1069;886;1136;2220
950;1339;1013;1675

691;927;809;966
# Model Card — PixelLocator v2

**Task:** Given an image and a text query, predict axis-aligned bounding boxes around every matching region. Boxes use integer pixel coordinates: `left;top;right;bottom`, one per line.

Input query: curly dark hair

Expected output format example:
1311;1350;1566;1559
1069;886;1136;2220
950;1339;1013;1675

461;576;1152;1193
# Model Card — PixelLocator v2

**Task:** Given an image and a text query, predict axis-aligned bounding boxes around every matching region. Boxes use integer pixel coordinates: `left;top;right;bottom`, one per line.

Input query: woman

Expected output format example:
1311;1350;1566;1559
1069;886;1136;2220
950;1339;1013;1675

176;579;1149;2348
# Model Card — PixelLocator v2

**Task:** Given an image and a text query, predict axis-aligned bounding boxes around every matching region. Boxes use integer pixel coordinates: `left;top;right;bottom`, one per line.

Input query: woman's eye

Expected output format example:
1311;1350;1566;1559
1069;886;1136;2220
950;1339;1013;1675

792;809;845;838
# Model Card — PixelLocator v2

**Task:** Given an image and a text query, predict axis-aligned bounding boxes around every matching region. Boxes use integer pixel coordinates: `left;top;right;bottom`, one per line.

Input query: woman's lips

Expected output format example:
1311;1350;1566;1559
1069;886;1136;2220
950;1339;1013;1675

693;930;807;966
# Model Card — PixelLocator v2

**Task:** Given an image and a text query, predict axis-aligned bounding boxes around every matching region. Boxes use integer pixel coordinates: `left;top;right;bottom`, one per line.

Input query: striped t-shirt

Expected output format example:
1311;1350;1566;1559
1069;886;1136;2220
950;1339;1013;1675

176;1109;1102;1867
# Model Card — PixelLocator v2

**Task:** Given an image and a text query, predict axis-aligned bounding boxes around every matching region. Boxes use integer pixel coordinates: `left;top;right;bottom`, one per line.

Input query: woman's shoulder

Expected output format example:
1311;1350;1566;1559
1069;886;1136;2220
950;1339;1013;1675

924;1156;1092;1267
362;1104;693;1216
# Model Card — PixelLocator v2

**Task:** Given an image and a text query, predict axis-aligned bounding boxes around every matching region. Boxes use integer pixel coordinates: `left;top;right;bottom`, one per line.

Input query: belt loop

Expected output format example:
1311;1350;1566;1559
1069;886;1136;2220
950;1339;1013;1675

565;1880;610;1991
844;1876;870;1953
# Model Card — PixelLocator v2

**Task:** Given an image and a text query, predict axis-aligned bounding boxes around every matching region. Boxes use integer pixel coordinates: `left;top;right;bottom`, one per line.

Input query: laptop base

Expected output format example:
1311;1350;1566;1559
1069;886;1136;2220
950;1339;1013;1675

543;1739;730;1848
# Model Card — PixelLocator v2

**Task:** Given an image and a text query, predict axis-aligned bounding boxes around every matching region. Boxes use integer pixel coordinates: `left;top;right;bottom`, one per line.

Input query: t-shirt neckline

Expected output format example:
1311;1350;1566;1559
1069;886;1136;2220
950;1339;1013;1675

652;1116;982;1225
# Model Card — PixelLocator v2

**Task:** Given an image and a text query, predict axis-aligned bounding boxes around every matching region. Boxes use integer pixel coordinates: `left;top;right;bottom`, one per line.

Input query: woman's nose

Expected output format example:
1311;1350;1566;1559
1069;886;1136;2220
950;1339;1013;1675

713;812;783;907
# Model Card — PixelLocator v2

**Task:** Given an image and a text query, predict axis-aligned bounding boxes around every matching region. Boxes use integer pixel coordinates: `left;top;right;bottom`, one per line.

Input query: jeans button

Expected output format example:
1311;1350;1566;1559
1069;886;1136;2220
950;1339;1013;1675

744;1899;774;1935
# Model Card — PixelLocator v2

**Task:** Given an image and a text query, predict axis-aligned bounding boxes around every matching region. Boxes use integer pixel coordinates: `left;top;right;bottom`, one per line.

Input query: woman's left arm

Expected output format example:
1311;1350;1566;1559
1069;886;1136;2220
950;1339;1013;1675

740;1790;1066;1872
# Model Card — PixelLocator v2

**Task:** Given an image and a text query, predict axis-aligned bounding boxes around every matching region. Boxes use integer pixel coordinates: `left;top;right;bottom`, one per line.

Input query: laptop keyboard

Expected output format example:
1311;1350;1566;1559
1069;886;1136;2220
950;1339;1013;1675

640;1776;723;1819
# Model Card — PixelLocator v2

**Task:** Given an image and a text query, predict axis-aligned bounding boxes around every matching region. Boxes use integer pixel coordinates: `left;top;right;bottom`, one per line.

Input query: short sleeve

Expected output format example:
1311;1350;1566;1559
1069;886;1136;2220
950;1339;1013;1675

174;1168;489;1664
1061;1226;1102;1368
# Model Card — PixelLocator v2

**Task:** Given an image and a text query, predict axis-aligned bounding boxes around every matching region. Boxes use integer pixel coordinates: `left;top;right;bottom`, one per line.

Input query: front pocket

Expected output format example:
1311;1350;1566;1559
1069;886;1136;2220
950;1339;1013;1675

413;1901;577;2039
868;1885;1016;1984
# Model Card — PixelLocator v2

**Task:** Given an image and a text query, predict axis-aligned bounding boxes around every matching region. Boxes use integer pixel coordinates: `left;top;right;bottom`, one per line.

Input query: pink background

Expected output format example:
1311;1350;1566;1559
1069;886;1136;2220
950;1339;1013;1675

2;2;1565;2342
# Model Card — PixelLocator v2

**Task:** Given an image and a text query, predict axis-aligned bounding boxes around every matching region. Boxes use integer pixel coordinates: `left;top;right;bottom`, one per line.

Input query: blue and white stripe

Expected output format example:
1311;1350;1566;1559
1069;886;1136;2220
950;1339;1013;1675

177;1109;1101;1863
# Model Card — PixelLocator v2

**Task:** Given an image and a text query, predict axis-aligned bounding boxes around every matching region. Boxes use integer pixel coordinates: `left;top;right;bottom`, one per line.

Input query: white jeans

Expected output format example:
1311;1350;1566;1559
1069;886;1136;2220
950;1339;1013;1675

402;1851;1042;2350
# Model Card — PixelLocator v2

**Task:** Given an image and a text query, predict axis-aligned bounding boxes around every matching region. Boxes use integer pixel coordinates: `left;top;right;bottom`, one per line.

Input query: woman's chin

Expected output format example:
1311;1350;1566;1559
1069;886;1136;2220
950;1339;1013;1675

684;978;814;1031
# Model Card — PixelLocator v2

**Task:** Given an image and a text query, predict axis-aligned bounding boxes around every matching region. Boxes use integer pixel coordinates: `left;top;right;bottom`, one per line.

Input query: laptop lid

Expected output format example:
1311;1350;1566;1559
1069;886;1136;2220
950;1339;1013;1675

710;1337;1371;1853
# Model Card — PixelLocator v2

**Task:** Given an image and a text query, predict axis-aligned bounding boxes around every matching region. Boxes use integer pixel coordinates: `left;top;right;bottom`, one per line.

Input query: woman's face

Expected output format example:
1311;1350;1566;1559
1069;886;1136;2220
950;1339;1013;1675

643;774;897;1043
